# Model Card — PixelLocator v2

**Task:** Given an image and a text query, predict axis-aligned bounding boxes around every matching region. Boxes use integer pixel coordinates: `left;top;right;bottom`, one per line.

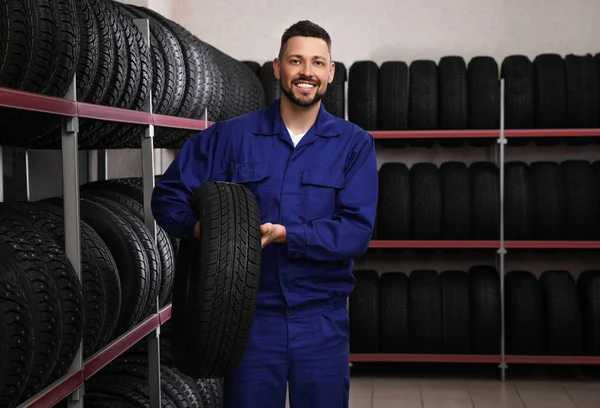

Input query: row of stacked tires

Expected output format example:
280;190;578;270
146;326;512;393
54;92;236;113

375;160;600;241
53;322;223;408
350;268;600;357
0;177;176;408
0;0;265;150
247;53;600;148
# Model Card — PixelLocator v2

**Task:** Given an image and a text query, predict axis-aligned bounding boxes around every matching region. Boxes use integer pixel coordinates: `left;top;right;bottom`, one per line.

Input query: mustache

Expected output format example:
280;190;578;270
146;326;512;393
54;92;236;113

293;76;318;84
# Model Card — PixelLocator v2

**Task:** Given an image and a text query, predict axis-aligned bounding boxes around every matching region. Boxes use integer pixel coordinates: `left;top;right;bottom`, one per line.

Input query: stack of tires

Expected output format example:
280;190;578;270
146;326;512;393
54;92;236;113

0;0;266;150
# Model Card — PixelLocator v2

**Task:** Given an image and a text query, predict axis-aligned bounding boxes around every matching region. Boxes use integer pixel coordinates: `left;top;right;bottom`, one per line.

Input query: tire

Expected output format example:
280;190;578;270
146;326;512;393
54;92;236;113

530;162;566;240
578;270;600;356
410;163;442;240
323;61;346;119
171;181;262;378
376;163;410;240
350;269;379;353
0;247;35;408
377;61;408;148
438;56;467;147
467;56;499;148
505;162;534;240
348;60;378;131
409;270;442;353
469;266;500;354
440;162;471;240
379;272;409;353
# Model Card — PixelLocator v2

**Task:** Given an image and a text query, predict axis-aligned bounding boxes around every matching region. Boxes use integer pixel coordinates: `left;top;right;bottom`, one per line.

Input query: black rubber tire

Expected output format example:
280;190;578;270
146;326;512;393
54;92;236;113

438;56;467;147
323;61;346;119
0;0;35;90
409;270;442;353
350;269;379;353
260;61;280;106
379;272;409;353
441;270;470;354
578;270;600;356
0;216;63;399
0;246;35;408
74;0;99;102
378;61;408;148
440;162;471;240
79;188;174;307
540;270;583;356
75;197;149;337
348;60;378;131
467;56;499;147
530;162;566;240
505;162;534;240
82;195;159;323
470;162;499;240
12;201;106;359
505;271;545;355
171;181;262;378
533;53;567;146
32;200;121;354
88;372;176;408
242;61;261;77
562;160;599;240
409;59;438;130
501;55;534;146
469;266;500;354
565;54;600;129
376;163;411;240
410;163;442;240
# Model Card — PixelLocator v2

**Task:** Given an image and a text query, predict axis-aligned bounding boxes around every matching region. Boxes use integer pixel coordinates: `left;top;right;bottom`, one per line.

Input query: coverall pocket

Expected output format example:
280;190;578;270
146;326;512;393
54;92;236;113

301;167;346;220
232;164;273;220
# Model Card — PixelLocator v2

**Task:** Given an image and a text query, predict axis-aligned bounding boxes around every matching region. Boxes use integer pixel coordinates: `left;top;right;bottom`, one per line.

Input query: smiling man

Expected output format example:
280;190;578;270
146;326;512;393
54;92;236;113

151;20;378;408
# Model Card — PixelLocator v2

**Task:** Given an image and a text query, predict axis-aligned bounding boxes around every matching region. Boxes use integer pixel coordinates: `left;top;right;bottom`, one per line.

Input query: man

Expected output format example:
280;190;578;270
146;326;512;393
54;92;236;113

151;20;378;408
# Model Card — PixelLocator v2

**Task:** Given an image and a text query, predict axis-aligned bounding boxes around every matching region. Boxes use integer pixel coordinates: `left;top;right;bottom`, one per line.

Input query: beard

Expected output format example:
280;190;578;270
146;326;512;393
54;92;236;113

280;77;326;107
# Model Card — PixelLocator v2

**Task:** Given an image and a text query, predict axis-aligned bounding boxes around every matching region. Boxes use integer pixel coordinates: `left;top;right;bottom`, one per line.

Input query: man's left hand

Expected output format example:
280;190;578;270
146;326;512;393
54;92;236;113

260;223;287;248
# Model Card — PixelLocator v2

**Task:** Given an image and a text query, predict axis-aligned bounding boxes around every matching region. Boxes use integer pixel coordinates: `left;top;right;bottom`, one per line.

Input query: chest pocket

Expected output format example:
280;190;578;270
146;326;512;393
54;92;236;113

301;167;346;221
232;164;273;221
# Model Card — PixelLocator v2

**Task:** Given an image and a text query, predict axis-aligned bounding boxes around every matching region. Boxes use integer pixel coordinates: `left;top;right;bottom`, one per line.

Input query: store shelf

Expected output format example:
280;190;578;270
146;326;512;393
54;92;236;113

368;128;600;139
350;354;501;363
83;314;161;379
17;311;166;408
369;130;500;139
504;241;600;249
369;240;499;249
0;86;77;116
369;240;600;249
159;304;172;324
0;86;211;131
505;356;600;365
504;129;600;138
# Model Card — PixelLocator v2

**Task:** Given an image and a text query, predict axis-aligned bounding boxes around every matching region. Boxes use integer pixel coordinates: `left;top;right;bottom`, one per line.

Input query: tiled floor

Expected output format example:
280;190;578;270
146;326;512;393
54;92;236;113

347;377;600;408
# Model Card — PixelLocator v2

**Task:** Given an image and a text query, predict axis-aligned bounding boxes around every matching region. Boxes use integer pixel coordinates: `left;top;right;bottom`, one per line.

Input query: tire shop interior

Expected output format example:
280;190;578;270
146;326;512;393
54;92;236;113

1;0;600;407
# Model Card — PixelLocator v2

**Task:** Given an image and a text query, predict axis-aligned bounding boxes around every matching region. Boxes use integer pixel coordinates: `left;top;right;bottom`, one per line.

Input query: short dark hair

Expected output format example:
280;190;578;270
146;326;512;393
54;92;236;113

278;20;332;58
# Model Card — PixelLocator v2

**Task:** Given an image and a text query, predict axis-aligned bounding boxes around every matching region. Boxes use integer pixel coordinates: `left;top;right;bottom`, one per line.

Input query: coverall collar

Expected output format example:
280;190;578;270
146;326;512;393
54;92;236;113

252;98;341;139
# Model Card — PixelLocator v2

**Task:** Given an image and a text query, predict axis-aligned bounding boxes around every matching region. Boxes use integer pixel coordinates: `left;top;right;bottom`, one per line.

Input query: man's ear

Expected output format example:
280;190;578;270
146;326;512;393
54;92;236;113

328;61;336;84
273;57;281;81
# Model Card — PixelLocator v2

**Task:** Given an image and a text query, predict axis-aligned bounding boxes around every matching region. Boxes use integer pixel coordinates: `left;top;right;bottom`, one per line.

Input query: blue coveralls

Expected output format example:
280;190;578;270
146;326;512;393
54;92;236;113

151;99;378;408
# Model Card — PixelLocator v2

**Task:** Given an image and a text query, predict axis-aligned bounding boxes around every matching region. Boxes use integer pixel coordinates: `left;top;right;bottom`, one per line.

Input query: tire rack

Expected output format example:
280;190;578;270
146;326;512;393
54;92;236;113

0;18;210;408
350;79;600;381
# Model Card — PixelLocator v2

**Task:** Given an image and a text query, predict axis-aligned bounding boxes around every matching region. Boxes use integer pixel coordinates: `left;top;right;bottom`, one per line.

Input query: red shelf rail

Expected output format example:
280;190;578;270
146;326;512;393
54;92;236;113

350;354;501;363
368;240;600;249
18;311;166;408
505;355;600;365
0;86;212;131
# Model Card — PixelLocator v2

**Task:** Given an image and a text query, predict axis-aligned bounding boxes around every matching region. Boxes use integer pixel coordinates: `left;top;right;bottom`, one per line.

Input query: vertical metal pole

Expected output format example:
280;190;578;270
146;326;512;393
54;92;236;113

134;17;161;408
498;78;507;382
0;147;4;202
62;76;84;407
24;149;30;201
97;149;108;180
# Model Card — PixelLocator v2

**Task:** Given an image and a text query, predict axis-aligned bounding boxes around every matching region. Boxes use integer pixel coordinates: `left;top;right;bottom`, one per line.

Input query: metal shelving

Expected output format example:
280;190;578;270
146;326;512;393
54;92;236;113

0;17;198;408
352;79;600;380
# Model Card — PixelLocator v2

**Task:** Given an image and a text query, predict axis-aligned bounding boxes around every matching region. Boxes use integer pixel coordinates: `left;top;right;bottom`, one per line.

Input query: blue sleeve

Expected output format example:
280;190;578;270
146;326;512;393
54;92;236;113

285;131;378;261
151;123;232;239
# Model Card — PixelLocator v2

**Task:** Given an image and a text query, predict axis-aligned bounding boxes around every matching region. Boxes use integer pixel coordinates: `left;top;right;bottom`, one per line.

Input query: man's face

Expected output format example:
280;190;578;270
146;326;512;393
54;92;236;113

274;36;335;108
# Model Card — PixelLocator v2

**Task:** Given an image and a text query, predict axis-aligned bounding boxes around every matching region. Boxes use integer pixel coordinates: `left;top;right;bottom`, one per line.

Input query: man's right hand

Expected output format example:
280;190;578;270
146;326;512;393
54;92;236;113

194;221;200;239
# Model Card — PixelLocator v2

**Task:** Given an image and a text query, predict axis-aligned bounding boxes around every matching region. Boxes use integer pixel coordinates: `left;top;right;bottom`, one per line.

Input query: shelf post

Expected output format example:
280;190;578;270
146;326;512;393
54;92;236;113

497;78;507;381
134;17;162;408
61;75;84;408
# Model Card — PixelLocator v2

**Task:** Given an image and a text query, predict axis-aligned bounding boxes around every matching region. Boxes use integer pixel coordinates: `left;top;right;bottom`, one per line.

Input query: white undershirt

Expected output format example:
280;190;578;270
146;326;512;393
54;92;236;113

286;126;307;147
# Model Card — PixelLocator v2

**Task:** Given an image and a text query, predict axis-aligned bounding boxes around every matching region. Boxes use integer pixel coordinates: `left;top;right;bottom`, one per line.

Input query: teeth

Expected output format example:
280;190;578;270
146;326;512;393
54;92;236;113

296;83;315;88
